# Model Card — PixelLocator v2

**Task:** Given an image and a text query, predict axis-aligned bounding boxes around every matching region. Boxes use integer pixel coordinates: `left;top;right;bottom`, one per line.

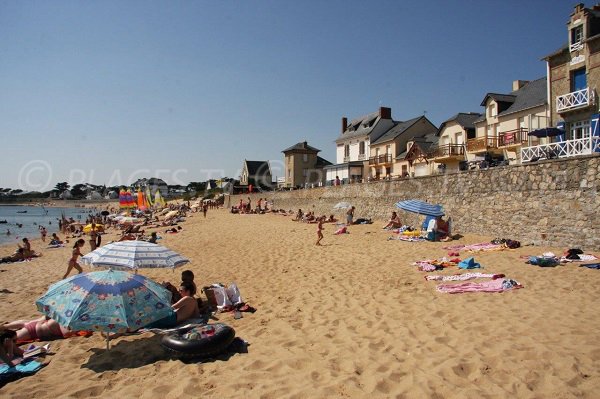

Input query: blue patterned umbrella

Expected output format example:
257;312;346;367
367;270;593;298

395;200;445;217
81;240;189;271
36;270;173;349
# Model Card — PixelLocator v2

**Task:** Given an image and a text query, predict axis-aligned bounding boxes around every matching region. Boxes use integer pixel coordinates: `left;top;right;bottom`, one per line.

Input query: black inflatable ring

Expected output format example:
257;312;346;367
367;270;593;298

161;323;235;358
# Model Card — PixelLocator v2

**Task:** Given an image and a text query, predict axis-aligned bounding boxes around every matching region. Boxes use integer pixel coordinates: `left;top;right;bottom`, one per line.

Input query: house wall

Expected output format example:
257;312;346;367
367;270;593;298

285;152;320;187
235;155;600;250
439;122;464;145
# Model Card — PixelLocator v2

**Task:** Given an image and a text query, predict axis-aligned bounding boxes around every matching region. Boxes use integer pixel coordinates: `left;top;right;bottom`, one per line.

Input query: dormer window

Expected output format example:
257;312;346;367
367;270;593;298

570;25;584;52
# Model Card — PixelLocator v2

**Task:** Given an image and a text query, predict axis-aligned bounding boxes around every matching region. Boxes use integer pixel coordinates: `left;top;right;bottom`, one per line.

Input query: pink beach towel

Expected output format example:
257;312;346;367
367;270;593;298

425;273;504;281
436;278;522;294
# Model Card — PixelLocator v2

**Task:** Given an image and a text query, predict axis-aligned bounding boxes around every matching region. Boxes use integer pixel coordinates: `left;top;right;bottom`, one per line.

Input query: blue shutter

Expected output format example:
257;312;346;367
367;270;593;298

591;114;600;153
557;121;566;142
573;69;587;91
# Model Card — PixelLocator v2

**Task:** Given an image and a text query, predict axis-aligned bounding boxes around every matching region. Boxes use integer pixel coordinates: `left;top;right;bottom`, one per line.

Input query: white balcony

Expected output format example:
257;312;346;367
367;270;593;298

557;87;595;112
570;41;583;52
520;137;598;162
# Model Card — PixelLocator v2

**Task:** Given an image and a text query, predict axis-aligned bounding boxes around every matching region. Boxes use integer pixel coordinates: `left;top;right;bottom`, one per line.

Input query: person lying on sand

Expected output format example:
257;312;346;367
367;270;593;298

2;316;79;341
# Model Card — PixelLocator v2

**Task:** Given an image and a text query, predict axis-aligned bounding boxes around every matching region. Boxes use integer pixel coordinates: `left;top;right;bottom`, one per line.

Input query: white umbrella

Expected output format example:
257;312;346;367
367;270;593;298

81;241;190;271
333;202;353;210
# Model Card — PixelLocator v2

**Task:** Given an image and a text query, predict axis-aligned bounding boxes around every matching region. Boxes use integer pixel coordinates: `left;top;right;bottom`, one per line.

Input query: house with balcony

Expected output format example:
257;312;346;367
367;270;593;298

280;141;332;188
324;107;395;184
471;78;549;164
368;115;438;179
527;2;600;162
430;112;481;172
398;133;440;177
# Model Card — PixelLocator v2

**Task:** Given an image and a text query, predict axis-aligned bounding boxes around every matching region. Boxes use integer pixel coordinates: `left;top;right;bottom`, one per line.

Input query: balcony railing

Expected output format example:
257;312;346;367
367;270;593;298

358;153;366;161
557;87;595;112
498;128;529;147
430;144;465;159
521;137;597;162
570;41;583;52
368;154;393;165
467;136;499;152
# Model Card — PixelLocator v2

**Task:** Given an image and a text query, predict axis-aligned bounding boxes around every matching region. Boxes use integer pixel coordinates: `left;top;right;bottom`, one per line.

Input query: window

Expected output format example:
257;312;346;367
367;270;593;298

386;144;391;154
344;145;350;157
359;141;365;155
303;168;308;177
303;154;308;162
488;103;496;118
570;120;590;140
572;68;587;92
287;170;291;178
571;25;583;45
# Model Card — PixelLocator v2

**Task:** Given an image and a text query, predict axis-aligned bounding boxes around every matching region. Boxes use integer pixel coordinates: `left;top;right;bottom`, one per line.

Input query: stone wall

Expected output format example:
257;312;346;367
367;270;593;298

231;155;600;250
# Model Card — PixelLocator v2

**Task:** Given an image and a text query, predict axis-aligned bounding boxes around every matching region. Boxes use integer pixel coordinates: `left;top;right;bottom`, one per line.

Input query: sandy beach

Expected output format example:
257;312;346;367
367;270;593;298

1;208;599;398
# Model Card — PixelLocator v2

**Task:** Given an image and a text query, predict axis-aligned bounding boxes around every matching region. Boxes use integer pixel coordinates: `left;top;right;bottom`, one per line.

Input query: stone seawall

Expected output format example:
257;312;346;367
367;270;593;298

231;155;600;250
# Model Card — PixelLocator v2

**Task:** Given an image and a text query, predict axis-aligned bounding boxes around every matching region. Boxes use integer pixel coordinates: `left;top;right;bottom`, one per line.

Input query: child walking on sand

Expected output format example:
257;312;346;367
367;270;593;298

316;216;324;246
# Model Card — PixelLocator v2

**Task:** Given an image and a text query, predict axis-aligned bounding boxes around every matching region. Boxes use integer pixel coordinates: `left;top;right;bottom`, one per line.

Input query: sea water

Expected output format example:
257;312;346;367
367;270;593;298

0;205;97;246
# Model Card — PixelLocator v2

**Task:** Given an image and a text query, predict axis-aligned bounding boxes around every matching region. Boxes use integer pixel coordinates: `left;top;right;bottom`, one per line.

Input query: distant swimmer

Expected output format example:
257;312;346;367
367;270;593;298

6;229;10;236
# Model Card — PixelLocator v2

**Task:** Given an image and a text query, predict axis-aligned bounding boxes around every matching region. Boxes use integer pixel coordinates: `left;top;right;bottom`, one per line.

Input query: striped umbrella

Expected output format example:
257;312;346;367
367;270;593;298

395;200;445;217
81;241;190;271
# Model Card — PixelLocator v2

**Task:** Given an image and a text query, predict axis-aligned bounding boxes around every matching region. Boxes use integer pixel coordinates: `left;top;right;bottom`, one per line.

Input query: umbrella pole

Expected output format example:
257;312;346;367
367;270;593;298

106;334;110;350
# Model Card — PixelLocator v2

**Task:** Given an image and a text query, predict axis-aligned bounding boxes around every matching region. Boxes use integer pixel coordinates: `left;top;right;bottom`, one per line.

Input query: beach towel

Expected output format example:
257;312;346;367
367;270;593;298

425;273;504;281
0;360;43;387
527;256;560;267
560;254;598;263
436;279;522;294
442;242;504;252
580;263;600;270
389;236;426;242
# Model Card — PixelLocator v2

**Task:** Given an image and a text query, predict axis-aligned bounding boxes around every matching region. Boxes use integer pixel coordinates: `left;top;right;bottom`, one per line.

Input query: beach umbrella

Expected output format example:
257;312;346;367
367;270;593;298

83;224;104;233
395;200;445;217
333;202;353;210
528;127;565;138
81;240;190;271
36;269;173;349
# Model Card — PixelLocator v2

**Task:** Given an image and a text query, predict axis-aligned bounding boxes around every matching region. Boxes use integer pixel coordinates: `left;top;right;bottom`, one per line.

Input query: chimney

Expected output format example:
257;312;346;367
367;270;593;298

512;80;529;91
379;107;391;119
341;117;347;133
303;141;307;148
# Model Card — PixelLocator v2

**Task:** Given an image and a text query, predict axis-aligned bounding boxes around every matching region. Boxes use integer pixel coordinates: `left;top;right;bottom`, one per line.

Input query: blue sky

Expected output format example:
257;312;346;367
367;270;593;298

0;1;585;190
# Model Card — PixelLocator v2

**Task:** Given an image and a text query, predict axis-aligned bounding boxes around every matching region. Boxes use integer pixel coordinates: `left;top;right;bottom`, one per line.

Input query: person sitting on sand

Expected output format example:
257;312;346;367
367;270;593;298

2;316;78;342
147;232;159;244
326;215;337;223
50;233;63;246
0;329;24;367
146;281;200;328
383;211;402;230
163;270;198;304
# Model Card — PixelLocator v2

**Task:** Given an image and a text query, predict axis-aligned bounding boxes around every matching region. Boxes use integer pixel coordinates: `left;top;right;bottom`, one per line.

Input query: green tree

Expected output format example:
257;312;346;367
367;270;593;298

54;182;70;193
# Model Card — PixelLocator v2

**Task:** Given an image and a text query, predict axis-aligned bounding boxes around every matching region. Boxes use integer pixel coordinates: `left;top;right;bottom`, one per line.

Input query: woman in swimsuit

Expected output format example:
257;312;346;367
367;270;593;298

63;239;85;279
0;329;24;367
3;317;74;341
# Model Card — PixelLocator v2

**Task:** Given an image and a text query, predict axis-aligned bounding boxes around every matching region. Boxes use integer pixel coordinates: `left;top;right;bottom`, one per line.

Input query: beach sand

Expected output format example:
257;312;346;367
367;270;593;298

1;209;599;398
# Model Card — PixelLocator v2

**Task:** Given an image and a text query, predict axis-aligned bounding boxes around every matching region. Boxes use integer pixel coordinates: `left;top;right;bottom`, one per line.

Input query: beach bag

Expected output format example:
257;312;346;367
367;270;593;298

205;283;243;310
458;257;481;269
